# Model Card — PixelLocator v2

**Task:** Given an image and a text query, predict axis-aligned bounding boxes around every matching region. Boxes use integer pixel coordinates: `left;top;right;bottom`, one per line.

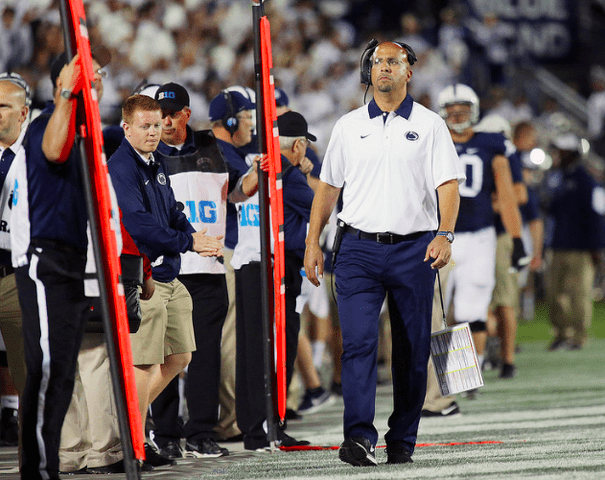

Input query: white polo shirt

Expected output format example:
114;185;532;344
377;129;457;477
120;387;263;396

320;95;464;236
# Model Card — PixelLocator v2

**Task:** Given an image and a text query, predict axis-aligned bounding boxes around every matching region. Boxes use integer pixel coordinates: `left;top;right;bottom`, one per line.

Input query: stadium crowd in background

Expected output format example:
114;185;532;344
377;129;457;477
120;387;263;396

0;0;605;474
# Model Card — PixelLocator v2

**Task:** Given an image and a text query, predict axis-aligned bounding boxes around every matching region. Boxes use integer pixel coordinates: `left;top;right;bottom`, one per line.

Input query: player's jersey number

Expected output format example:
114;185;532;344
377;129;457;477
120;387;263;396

458;153;484;198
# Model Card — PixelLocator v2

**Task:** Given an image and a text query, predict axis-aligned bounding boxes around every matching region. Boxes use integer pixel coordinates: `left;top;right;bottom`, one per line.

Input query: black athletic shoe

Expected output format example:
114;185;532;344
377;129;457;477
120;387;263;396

0;408;19;446
87;460;154;474
331;381;343;396
285;408;302;420
58;466;88;475
159;439;183;459
338;436;377;467
184;439;229;458
548;338;569;351
499;363;516;379
144;442;176;467
421;401;461;417
277;432;310;447
385;442;413;464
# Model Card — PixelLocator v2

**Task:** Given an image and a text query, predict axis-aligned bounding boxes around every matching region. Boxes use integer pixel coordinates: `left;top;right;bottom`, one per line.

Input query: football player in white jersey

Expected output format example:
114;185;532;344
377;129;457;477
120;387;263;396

438;84;529;377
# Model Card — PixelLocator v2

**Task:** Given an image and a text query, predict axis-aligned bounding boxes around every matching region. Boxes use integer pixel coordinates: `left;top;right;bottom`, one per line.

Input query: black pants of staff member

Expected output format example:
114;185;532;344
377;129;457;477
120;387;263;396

15;242;88;480
235;253;302;450
151;273;228;446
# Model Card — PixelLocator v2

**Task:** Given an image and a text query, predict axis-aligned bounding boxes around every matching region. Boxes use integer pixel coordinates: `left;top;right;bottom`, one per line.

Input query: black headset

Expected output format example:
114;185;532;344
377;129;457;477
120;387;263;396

0;72;32;106
359;39;417;85
131;79;161;96
221;90;239;135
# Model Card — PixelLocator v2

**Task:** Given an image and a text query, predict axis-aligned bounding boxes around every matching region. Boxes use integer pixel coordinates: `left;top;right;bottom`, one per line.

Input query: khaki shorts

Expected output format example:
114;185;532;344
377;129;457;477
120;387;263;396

0;273;26;394
130;278;195;365
490;233;519;309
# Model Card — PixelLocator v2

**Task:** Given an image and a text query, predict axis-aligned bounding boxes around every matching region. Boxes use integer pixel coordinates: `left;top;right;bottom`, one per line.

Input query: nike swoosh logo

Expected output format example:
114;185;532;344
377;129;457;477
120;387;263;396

144;180;150;185
361;134;371;139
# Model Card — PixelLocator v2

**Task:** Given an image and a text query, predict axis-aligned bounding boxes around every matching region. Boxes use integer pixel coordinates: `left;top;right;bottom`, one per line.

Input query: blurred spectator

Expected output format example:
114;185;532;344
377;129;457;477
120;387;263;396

396;13;432;60
437;7;470;81
545;133;605;351
468;12;515;86
486;87;534;126
0;6;34;73
587;64;605;156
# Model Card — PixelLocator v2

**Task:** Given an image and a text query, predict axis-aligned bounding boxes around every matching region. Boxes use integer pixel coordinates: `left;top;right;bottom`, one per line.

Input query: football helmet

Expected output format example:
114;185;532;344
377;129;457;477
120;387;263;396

438;84;480;133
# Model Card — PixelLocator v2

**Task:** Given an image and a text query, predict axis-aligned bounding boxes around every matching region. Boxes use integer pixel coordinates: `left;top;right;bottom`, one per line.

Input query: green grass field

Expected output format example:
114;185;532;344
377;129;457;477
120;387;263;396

29;301;603;480
200;300;605;480
517;300;605;342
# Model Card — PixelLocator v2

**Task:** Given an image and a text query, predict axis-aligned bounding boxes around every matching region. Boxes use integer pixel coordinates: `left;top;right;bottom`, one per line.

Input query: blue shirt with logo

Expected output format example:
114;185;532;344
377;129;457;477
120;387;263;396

108;138;195;282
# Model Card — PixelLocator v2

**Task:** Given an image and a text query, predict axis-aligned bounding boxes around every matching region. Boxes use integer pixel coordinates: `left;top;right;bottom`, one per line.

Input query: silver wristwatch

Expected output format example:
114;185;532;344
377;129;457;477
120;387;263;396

437;231;455;243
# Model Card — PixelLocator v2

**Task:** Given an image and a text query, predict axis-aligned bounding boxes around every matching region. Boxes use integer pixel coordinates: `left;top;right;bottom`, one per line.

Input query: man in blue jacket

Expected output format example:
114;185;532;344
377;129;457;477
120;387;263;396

107;94;223;465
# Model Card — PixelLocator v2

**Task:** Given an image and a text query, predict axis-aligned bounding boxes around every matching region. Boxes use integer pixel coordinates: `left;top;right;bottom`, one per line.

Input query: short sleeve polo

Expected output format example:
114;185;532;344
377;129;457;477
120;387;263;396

320;96;464;235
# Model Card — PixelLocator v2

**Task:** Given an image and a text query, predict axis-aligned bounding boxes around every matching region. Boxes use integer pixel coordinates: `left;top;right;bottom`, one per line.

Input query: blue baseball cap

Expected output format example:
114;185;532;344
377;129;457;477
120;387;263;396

209;90;255;121
274;87;289;107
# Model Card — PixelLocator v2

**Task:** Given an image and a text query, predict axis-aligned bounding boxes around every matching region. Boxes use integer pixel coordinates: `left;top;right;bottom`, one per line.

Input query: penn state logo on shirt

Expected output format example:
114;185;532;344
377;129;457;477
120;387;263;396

405;131;419;141
157;173;167;185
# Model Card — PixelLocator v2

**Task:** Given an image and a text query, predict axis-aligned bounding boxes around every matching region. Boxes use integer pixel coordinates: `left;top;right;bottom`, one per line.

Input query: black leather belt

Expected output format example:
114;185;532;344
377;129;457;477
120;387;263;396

344;224;426;244
0;265;14;278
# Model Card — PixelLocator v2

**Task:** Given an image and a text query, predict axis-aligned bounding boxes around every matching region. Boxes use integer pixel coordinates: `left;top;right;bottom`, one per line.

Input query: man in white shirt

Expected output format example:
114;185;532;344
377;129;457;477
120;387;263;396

0;72;28;448
305;40;464;467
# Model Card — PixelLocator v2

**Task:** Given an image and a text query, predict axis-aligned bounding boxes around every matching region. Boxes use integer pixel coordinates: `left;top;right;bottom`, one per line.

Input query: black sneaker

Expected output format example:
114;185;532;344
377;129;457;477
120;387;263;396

144;442;176;467
331;381;342;396
297;387;335;415
184;439;229;458
421;401;461;418
548;338;569;351
499;363;516;379
285;408;302;420
0;408;19;446
159;439;183;459
385;442;413;464
277;432;310;448
87;460;154;474
338;437;377;467
58;466;89;475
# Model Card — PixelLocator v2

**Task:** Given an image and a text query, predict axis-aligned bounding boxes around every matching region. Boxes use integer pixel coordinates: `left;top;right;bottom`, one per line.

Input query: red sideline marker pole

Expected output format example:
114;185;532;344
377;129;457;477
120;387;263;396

58;0;144;475
252;0;277;448
260;15;287;423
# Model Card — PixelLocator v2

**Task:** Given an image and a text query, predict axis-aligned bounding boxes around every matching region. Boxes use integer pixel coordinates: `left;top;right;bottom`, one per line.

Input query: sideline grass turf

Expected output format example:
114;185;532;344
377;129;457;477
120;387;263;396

204;300;605;479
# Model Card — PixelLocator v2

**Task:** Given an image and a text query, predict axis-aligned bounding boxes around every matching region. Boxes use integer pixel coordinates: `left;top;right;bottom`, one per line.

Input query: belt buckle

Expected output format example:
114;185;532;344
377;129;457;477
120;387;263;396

376;233;394;244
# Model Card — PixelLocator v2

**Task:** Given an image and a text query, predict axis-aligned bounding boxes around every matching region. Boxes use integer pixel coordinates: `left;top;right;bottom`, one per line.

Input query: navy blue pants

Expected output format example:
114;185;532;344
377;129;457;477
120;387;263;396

16;243;88;480
335;231;435;453
235;254;302;450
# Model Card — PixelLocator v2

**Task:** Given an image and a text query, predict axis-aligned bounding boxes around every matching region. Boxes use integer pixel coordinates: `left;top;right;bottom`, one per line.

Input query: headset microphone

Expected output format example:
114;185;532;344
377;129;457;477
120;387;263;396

359;39;417;86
